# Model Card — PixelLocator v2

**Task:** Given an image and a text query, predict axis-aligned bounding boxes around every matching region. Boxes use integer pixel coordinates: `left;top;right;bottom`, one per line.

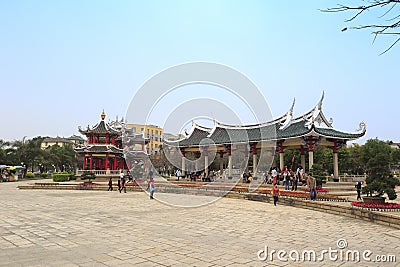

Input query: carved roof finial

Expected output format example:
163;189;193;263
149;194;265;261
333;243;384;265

318;91;325;111
101;109;106;120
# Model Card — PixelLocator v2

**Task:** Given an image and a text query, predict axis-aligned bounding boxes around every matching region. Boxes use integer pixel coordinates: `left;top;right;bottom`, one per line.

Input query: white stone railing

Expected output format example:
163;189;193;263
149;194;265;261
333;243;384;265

76;169;127;176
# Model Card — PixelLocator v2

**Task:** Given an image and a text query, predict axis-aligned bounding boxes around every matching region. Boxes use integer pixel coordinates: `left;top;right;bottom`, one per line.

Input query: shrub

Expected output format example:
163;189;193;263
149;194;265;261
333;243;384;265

53;173;70;182
26;172;35;178
40;173;48;178
68;173;76;180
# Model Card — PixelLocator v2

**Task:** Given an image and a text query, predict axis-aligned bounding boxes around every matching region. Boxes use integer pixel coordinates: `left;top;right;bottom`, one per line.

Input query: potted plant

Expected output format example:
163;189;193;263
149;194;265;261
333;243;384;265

80;171;96;185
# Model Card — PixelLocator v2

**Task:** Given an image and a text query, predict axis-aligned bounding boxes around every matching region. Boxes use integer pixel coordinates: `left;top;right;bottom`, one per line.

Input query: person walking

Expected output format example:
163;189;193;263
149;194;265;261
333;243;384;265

120;175;126;193
175;169;181;181
107;178;113;191
307;174;317;200
355;181;362;200
292;171;298;191
147;177;156;199
271;184;280;206
272;167;278;185
118;171;126;193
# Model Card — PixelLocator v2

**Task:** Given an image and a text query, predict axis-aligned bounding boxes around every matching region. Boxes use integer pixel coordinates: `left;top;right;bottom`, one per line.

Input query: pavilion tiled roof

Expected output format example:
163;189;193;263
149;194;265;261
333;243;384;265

313;127;365;139
78;111;120;136
79;120;120;135
74;145;123;154
164;93;366;147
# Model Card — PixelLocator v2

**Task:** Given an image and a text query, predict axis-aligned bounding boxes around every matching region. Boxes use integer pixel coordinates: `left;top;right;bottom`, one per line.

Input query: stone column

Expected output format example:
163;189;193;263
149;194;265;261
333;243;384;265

227;145;232;178
308;137;314;171
219;151;224;175
204;146;209;177
278;141;284;171
195;151;200;172
181;148;186;176
333;139;339;179
244;145;249;173
300;145;306;170
252;142;258;175
308;151;314;171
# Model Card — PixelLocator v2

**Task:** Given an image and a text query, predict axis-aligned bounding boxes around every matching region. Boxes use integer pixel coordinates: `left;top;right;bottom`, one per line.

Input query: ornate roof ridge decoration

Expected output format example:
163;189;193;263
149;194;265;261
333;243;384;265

192;121;213;132
165;122;211;145
293;91;334;129
279;98;295;130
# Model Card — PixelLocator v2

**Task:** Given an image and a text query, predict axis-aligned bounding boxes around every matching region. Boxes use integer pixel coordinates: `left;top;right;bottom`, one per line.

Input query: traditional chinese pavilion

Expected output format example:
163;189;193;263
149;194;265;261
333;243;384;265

164;93;366;179
75;111;126;171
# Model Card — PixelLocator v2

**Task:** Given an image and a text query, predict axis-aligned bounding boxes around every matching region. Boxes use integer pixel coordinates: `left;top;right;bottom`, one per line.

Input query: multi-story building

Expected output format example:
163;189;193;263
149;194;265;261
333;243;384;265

125;124;163;155
41;135;85;150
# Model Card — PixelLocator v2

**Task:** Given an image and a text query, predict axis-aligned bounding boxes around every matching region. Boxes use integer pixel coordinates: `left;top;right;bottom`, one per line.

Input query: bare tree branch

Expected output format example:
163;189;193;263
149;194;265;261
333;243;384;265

379;36;400;54
321;0;400;53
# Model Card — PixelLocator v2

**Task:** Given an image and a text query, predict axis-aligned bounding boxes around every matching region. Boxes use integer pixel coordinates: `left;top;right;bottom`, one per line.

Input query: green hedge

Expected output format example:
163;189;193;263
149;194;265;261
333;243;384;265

53;173;74;182
26;172;35;178
40;173;48;178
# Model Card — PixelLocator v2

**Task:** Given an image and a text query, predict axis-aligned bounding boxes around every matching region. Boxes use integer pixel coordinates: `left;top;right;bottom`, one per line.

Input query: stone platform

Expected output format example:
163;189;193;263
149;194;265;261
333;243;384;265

1;179;399;266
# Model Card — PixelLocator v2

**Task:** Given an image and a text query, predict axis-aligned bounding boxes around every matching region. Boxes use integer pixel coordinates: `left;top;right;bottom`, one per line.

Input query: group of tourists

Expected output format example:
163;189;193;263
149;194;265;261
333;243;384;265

107;171;156;199
107;172;128;193
271;172;317;206
175;169;216;182
264;166;306;190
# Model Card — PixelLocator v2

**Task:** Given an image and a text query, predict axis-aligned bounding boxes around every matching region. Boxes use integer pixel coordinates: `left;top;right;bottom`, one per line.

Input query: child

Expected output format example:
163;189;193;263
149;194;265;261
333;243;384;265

107;178;113;191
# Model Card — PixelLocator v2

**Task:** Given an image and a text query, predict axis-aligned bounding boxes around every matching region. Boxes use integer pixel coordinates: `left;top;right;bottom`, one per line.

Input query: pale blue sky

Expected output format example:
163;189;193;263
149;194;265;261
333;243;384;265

0;0;399;143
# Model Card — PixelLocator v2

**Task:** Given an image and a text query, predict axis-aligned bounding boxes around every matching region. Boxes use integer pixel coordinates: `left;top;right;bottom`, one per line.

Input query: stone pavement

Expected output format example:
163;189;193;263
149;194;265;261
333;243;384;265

0;180;399;267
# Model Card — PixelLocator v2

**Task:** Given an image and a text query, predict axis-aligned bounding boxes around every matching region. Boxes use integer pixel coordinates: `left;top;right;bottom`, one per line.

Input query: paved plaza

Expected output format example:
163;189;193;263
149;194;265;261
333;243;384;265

0;180;399;266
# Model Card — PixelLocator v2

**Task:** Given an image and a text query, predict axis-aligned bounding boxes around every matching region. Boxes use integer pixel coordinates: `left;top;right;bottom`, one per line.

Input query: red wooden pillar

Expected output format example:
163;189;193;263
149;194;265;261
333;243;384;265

113;156;117;170
308;137;313;151
89;154;93;171
105;153;109;170
112;136;115;145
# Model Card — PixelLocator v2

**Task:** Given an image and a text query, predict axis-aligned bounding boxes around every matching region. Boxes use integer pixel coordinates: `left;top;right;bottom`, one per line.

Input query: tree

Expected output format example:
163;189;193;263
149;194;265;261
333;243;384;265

0;140;11;164
45;144;77;172
323;0;400;54
361;139;400;200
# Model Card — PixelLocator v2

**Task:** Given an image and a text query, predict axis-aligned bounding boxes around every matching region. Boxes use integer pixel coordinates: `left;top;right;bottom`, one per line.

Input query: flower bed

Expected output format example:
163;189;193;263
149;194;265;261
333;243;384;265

258;190;346;202
351;202;400;212
303;188;329;194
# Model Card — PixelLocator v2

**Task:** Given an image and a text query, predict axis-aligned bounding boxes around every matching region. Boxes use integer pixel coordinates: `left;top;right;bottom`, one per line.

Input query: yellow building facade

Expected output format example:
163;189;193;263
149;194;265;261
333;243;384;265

125;124;163;155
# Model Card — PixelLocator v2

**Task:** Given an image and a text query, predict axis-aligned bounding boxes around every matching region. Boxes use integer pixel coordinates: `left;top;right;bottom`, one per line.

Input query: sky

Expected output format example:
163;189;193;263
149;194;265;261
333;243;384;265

0;0;399;144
